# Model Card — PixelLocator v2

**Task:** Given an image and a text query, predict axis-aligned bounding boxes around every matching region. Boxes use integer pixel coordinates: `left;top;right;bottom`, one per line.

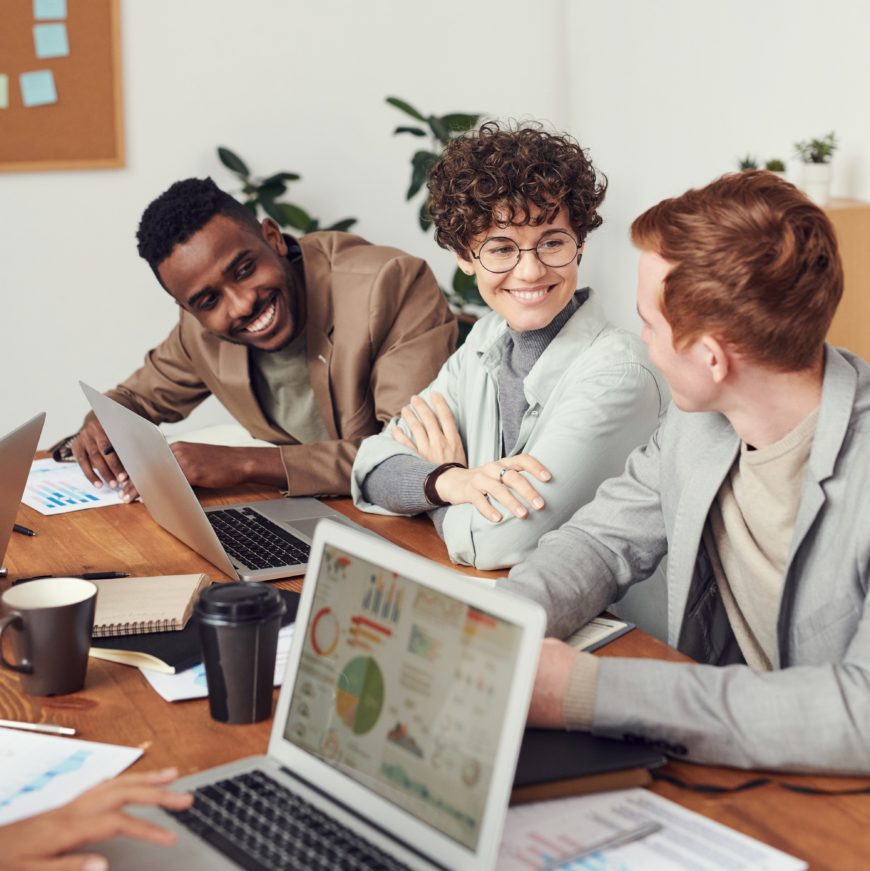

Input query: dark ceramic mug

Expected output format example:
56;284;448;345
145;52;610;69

0;578;97;695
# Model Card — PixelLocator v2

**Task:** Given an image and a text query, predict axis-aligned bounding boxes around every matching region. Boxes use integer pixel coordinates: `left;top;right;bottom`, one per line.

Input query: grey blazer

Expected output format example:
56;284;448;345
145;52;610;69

501;346;870;772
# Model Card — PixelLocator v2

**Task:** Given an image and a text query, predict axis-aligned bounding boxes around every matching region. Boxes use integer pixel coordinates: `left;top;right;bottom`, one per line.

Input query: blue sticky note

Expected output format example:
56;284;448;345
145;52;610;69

34;23;69;59
34;0;66;20
20;70;57;107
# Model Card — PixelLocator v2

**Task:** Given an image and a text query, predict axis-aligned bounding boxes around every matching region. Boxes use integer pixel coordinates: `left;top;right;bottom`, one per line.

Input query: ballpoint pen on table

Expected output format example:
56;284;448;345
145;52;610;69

12;523;36;536
0;719;76;736
539;821;663;870
12;571;131;585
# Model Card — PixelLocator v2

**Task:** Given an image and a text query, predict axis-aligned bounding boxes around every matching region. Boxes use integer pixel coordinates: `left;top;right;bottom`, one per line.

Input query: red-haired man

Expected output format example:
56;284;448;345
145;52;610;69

501;171;870;772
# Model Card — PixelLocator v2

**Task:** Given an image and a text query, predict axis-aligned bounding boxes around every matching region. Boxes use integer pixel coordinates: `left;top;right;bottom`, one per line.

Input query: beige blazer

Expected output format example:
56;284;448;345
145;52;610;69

97;232;457;496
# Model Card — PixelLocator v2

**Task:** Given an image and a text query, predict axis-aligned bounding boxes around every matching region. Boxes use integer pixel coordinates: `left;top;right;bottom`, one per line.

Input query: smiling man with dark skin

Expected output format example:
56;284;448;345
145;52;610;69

63;177;457;498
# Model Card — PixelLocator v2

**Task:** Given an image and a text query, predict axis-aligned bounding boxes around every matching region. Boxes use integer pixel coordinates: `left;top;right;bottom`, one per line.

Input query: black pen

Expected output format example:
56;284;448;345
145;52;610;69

12;571;130;585
13;524;36;536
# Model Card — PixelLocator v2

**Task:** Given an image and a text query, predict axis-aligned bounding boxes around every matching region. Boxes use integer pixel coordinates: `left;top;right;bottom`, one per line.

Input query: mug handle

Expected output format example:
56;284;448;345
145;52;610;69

0;612;33;674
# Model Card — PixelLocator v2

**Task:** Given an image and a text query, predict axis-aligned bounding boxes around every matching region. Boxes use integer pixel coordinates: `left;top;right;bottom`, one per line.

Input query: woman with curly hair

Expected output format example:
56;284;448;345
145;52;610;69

351;122;666;570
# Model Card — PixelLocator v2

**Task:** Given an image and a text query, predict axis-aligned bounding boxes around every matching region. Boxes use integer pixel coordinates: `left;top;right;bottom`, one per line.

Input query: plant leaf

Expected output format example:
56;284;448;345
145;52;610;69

394;126;427;137
326;218;357;232
258;197;286;225
262;171;301;184
277;202;313;230
217;146;250;176
418;197;432;231
452;266;479;300
386;96;427;121
441;113;480;133
243;200;259;218
305;218;320;234
428;115;450;144
407;151;438;200
257;181;287;200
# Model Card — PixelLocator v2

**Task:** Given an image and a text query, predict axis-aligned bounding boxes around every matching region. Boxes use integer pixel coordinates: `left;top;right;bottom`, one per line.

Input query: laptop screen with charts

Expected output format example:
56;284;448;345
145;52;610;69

0;413;45;565
98;519;545;871
80;381;362;581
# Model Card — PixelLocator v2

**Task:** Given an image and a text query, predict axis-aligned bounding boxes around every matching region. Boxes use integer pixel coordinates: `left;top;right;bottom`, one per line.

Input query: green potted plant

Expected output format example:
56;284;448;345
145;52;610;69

793;132;837;206
764;158;787;181
737;154;759;171
386;97;484;323
216;146;357;234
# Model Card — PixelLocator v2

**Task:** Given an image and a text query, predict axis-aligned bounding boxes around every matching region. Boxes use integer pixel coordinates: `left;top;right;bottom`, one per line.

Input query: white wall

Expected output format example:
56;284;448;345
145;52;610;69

3;0;869;447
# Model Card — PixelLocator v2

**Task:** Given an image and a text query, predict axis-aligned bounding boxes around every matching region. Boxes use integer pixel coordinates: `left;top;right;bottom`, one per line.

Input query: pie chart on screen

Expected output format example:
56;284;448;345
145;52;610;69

335;656;384;735
311;607;339;656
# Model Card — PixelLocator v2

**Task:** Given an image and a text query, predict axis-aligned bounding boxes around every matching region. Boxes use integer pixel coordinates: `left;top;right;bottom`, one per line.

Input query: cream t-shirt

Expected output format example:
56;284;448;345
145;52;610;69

704;408;819;671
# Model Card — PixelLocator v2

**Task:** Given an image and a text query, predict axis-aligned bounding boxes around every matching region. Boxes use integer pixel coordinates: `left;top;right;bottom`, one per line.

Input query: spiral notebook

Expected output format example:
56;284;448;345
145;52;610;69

91;573;212;638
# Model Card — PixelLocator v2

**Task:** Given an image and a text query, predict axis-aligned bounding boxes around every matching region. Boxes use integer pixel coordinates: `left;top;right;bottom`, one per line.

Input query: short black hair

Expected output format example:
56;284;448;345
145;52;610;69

136;177;260;274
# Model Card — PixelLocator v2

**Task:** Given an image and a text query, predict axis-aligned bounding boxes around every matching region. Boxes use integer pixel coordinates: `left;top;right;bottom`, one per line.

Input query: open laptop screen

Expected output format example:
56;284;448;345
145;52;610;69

284;543;523;851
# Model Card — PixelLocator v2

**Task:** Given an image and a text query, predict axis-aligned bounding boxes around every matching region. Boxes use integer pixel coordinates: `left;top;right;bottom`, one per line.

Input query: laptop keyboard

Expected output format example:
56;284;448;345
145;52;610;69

170;769;410;870
207;507;311;570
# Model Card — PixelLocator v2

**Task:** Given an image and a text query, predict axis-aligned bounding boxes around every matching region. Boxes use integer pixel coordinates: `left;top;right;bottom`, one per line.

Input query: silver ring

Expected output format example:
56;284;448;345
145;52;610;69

498;466;511;480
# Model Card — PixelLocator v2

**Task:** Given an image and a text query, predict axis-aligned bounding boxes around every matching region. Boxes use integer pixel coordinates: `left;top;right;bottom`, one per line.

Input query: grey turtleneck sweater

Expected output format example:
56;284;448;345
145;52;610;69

360;293;583;525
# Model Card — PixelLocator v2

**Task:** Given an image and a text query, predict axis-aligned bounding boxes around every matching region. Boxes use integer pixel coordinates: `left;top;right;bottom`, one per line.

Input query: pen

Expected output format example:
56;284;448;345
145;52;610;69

539;821;663;870
12;571;131;585
12;523;36;536
0;719;77;737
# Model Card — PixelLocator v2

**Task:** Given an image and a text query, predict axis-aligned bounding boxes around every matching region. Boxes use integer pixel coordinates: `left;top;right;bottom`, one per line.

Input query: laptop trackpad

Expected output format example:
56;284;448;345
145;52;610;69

288;515;359;541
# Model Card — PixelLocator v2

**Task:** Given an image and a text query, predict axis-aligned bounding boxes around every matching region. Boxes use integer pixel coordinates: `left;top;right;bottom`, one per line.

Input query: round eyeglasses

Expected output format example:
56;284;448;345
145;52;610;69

472;230;580;274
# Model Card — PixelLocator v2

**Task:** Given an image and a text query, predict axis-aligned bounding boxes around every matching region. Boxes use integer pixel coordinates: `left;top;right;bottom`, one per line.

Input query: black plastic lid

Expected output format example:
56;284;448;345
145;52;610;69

194;582;285;625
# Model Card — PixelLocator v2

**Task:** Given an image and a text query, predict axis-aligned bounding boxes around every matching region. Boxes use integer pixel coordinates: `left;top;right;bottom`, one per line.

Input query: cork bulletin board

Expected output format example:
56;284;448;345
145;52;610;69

0;0;123;172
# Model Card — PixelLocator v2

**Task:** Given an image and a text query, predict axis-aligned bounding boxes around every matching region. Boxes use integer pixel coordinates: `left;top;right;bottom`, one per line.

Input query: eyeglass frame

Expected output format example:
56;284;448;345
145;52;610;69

470;229;582;275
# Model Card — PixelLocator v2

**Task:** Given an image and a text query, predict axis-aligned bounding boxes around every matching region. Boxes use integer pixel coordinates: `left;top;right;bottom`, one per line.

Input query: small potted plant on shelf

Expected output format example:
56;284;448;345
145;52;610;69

737;154;759;171
793;132;838;206
764;158;787;180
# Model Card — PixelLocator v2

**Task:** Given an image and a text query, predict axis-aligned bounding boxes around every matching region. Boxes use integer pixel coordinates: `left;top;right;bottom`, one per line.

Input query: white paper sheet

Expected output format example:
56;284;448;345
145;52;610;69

0;729;142;824
23;458;125;515
141;624;295;702
498;788;806;870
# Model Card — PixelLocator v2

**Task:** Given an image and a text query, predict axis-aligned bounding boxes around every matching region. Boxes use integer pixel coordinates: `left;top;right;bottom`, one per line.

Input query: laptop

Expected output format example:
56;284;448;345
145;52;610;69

98;519;545;870
81;382;362;581
0;413;45;566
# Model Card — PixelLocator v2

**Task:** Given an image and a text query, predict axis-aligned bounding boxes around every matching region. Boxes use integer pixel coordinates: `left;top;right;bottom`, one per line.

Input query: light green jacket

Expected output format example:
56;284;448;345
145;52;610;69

351;291;667;569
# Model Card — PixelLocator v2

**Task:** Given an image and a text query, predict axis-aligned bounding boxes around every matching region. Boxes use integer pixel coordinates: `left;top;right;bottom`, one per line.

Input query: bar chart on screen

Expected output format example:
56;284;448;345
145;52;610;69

23;458;124;515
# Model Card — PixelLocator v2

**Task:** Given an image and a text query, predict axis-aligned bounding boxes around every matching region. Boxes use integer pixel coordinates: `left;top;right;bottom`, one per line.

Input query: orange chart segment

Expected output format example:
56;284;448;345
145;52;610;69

335;656;385;735
311;607;339;656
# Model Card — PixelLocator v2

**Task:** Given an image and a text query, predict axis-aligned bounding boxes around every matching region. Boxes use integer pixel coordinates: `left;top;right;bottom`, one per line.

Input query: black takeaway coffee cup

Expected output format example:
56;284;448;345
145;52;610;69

195;583;285;724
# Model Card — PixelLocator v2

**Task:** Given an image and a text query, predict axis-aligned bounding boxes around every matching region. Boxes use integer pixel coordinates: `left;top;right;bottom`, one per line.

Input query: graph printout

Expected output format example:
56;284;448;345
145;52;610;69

0;730;142;824
497;789;806;871
23;458;125;515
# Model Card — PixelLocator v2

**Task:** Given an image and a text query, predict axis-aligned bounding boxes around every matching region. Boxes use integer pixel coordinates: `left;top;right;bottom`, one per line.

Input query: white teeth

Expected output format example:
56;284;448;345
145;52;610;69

509;288;550;301
244;302;276;333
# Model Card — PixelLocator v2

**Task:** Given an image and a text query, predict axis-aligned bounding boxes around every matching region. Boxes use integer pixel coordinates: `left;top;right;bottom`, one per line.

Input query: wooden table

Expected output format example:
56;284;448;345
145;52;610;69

2;487;869;870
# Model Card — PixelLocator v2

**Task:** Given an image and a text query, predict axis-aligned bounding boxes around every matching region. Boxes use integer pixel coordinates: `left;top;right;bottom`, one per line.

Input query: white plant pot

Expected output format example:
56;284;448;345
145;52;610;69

802;162;833;206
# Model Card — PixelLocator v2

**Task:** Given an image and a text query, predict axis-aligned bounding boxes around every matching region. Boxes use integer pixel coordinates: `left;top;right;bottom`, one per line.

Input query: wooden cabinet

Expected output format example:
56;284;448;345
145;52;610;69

825;199;870;361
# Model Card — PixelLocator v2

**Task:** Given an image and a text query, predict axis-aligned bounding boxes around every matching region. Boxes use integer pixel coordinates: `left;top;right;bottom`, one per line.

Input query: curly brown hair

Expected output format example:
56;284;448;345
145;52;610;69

427;121;607;258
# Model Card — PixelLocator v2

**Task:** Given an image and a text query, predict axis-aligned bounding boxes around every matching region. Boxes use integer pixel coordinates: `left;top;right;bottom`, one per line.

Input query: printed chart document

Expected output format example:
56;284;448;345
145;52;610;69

23;458;124;515
498;788;806;870
0;730;142;824
141;624;295;702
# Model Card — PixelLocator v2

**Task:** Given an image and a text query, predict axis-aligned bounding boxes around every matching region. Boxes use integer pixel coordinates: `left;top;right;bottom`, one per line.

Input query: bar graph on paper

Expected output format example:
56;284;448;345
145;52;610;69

22;459;125;516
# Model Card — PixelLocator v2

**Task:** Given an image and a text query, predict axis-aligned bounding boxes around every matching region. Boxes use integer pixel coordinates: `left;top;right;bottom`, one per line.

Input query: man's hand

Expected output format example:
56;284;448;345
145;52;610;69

434;454;552;522
391;393;467;466
0;768;193;871
170;443;287;490
71;416;129;491
526;638;579;728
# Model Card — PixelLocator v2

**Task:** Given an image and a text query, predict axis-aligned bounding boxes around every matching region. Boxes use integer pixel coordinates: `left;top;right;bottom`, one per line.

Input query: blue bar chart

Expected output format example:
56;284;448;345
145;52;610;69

22;459;124;516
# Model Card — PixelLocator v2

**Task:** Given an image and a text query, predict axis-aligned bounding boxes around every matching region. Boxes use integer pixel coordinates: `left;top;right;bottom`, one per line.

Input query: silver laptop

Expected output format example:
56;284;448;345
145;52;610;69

98;519;545;870
0;413;45;566
81;382;360;581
